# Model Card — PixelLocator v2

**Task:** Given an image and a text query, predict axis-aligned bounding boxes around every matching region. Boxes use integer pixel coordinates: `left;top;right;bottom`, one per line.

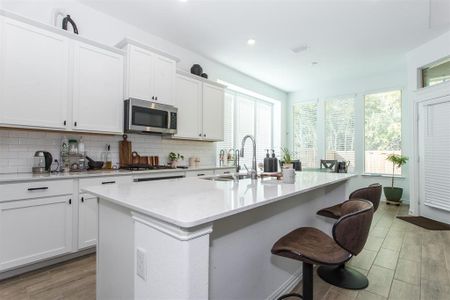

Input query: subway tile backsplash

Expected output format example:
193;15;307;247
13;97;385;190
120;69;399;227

0;129;217;173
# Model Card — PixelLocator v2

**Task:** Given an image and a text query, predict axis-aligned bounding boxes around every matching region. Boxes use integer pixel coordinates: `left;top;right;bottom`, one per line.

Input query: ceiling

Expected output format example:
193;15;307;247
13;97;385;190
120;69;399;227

79;0;450;92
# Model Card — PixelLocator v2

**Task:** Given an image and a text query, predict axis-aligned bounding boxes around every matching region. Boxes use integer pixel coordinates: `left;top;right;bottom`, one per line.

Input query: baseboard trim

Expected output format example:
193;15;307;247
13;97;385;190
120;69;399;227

0;248;96;280
266;269;302;300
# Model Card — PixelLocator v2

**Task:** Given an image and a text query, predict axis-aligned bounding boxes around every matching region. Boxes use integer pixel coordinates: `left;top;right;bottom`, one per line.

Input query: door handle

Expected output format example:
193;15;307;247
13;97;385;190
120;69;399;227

74;121;77;127
27;187;49;191
102;181;116;185
69;199;72;205
81;197;84;203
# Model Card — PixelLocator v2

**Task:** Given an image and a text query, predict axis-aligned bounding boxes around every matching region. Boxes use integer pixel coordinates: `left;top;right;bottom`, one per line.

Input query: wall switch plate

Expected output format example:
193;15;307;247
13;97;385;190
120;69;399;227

136;247;147;281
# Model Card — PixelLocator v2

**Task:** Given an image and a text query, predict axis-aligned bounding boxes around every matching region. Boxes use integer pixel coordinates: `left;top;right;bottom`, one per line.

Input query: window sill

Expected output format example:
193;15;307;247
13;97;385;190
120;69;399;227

361;173;406;179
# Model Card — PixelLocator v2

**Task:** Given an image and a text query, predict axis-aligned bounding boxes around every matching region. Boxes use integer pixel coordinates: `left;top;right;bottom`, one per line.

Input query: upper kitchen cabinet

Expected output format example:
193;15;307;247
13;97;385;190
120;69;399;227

0;16;69;130
0;12;125;134
118;38;179;106
173;71;225;141
72;42;124;134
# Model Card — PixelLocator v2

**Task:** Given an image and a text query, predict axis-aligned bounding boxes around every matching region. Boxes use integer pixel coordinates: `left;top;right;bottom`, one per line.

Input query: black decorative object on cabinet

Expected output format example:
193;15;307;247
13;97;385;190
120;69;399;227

201;73;208;79
62;15;79;34
190;64;203;76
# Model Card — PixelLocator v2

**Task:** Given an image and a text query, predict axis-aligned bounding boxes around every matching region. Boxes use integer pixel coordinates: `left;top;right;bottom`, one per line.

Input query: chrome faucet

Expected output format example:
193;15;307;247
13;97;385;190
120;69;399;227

234;149;240;172
219;149;225;166
240;135;257;179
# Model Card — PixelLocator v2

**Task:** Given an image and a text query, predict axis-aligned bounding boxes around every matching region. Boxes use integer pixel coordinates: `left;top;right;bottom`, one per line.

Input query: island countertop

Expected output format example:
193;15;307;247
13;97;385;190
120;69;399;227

83;171;355;228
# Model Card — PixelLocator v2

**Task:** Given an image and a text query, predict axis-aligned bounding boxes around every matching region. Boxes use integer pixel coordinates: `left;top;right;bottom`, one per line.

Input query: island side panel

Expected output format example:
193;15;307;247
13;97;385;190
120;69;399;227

97;199;134;300
209;181;347;300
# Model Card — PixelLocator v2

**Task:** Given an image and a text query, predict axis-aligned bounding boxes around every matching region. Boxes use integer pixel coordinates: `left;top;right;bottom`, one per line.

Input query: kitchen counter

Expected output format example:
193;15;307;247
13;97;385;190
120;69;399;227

84;171;355;228
85;171;354;299
0;165;235;183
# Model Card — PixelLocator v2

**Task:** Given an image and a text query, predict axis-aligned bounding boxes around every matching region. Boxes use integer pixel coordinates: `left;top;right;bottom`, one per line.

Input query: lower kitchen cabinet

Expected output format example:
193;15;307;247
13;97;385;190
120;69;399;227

78;193;98;250
0;195;73;271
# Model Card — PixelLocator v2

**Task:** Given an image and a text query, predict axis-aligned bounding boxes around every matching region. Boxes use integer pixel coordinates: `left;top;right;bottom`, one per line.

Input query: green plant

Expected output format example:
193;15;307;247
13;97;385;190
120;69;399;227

386;153;408;188
168;152;184;162
281;147;293;164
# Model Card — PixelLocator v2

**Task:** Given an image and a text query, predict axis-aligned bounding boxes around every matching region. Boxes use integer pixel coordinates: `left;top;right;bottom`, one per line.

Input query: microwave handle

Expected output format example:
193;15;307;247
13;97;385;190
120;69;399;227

168;110;171;130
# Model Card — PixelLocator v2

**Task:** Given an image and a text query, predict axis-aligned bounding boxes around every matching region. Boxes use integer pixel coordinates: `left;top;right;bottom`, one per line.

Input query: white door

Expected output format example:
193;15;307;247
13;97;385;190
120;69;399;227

0;196;73;271
72;41;124;134
202;83;225;141
0;17;69;129
174;74;202;139
418;94;450;224
78;193;98;249
153;54;176;105
126;45;154;100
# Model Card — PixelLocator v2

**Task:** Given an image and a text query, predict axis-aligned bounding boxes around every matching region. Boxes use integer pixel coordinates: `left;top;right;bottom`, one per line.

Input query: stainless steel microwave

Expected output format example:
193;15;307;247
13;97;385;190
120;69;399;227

124;98;177;134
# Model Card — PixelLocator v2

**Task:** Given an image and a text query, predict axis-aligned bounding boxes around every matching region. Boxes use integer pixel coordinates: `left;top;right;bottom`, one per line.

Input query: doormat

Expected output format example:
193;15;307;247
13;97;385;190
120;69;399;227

397;216;450;230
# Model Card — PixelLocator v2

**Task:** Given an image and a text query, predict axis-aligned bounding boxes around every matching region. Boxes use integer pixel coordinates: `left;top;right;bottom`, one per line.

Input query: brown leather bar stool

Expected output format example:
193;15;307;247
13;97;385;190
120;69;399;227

271;200;374;300
317;183;382;219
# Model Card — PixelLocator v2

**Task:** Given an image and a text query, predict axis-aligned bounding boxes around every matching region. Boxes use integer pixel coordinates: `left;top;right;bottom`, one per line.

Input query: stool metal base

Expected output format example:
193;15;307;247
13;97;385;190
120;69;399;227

317;264;368;290
277;293;303;299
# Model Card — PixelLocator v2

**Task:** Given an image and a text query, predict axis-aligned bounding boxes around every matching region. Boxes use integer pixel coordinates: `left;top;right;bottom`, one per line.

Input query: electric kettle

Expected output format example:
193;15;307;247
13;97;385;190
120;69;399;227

32;151;53;174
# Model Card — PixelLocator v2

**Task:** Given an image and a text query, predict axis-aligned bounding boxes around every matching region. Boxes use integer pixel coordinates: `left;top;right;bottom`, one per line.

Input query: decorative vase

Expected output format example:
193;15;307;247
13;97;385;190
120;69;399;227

170;160;178;169
190;64;203;76
384;187;403;202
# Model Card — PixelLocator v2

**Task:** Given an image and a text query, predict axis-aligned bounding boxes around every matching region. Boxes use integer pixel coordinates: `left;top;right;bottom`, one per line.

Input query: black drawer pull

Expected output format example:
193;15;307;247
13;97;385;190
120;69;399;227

69;199;72;205
224;171;231;174
81;197;84;203
197;173;205;176
102;181;116;185
27;187;49;191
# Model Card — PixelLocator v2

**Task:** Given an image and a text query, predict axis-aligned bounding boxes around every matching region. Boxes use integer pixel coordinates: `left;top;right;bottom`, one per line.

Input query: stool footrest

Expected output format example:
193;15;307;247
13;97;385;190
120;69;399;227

277;292;303;299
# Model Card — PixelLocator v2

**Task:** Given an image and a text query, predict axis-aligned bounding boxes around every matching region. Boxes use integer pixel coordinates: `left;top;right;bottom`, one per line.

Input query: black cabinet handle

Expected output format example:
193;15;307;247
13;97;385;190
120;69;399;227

203;134;206;137
81;197;84;203
69;199;72;205
224;171;231;174
152;96;155;100
199;133;202;137
197;173;205;176
27;187;48;191
63;120;67;126
155;97;158;100
102;181;116;185
74;121;77;127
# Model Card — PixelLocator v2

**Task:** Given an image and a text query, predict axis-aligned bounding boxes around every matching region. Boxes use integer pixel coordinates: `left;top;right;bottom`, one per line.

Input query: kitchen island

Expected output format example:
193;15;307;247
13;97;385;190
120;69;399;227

84;171;355;300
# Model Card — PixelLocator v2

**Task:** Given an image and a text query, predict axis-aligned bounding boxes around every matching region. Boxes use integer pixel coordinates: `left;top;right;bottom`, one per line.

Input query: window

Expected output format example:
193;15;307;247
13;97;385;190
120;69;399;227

216;89;279;168
421;57;450;88
325;96;355;171
364;90;402;175
292;101;318;168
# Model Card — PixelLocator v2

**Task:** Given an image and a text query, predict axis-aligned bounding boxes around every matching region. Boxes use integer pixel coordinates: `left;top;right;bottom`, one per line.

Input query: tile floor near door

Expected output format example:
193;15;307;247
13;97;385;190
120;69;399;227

0;203;449;300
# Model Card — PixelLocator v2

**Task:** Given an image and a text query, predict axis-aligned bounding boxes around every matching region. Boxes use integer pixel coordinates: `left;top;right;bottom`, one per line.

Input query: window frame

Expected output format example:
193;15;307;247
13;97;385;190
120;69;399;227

363;89;403;176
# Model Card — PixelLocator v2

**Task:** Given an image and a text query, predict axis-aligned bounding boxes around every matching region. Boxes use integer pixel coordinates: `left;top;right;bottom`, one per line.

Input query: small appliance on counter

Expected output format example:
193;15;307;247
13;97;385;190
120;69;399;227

60;137;87;172
32;151;53;174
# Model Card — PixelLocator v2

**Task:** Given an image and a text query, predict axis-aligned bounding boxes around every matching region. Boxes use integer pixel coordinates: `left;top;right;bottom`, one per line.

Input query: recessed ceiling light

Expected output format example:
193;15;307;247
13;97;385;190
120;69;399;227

247;39;256;46
312;62;319;66
291;44;309;54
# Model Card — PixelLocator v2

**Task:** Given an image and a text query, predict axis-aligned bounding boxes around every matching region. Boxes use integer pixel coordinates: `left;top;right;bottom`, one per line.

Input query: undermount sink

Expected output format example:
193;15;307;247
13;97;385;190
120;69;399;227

201;174;252;182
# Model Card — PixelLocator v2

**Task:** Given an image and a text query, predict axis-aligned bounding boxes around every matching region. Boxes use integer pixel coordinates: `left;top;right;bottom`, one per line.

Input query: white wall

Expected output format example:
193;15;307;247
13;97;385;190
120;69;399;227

287;69;410;201
406;30;450;216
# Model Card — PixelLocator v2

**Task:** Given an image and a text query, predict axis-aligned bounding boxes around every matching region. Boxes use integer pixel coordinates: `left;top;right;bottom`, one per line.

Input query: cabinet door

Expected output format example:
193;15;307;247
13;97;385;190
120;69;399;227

0;17;69;129
72;42;124;134
78;193;98;249
153;54;176;105
173;74;202;139
0;196;73;271
126;45;154;100
202;83;225;141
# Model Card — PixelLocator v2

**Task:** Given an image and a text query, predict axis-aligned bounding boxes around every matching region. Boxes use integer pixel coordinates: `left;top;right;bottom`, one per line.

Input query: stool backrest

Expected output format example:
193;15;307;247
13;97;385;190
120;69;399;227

349;183;382;212
332;200;374;256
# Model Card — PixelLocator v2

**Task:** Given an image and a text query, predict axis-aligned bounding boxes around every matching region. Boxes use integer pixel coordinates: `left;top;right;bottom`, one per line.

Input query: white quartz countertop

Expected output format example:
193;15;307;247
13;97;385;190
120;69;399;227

0;165;235;183
83;172;355;228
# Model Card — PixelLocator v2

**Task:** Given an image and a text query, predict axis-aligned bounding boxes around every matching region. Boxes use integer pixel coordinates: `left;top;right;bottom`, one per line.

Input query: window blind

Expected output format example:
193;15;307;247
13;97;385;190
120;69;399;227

293;102;318;168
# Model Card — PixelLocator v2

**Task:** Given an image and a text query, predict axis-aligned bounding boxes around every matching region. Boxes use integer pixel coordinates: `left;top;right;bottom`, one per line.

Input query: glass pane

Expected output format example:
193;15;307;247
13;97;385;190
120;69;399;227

216;92;235;162
293;102;318;168
325;97;355;171
236;96;255;168
364;90;402;175
255;101;273;165
132;106;167;128
421;57;450;88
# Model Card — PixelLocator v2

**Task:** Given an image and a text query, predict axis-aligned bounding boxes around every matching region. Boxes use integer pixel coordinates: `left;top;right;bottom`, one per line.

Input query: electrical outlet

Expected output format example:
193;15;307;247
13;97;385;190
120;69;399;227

136;247;147;281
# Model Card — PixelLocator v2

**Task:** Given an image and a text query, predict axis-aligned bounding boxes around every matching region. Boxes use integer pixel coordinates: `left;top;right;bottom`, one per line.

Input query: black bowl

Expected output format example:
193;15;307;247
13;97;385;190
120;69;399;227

190;64;203;76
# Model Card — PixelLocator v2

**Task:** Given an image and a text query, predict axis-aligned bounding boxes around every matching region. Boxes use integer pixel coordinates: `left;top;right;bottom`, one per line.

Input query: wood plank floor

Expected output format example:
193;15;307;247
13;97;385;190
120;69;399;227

0;203;449;299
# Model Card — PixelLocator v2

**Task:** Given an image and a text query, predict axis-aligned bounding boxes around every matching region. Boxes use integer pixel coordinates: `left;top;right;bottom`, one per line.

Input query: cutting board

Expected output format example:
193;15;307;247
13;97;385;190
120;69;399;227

119;134;132;167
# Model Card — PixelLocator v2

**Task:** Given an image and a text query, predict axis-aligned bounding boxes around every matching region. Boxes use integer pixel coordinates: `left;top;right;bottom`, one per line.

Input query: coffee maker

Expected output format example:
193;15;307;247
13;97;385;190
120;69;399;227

32;151;53;174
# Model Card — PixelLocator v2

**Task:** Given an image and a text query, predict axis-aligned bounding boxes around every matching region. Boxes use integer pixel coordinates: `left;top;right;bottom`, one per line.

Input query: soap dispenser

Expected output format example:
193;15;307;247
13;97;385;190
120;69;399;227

270;149;278;172
263;149;270;172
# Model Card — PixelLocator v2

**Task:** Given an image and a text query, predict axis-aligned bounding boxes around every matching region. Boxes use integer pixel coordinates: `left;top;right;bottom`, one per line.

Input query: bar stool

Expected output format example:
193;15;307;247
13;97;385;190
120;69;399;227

271;200;374;300
317;183;382;219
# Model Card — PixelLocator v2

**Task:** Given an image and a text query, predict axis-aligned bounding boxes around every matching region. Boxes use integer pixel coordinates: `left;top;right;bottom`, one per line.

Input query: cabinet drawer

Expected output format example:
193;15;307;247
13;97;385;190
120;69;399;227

185;170;214;177
79;176;132;191
0;180;73;202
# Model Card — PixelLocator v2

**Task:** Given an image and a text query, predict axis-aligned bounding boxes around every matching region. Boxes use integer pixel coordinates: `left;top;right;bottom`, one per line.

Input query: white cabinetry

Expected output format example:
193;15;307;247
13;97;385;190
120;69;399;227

119;39;178;106
173;72;225;141
72;42;124;134
0;17;69;129
78;193;98;249
0;14;124;134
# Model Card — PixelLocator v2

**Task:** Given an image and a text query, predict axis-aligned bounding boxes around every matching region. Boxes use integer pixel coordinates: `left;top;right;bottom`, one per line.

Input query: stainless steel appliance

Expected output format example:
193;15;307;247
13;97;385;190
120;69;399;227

32;151;52;174
124;98;177;134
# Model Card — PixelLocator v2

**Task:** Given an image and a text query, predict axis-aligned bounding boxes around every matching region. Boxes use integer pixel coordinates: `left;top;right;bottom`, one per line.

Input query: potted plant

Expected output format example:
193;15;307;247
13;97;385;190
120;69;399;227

281;147;294;169
168;152;184;168
384;153;408;204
